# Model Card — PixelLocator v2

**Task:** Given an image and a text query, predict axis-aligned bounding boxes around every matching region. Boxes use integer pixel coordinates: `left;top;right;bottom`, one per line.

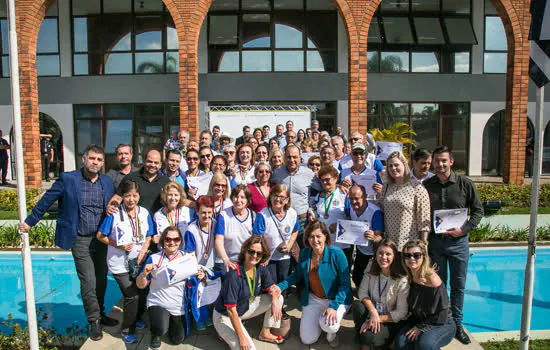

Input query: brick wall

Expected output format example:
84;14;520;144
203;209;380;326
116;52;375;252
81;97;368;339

15;0;531;187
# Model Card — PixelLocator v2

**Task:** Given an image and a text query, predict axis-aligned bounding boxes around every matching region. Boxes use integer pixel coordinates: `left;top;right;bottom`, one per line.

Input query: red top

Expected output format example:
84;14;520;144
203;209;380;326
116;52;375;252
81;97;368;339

247;182;271;213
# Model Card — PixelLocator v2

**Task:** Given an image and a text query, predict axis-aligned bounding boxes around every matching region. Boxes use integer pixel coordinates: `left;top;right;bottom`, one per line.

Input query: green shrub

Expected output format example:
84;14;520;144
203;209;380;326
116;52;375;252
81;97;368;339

0;189;43;212
481;339;550;350
469;223;550;242
476;184;550;208
0;222;56;248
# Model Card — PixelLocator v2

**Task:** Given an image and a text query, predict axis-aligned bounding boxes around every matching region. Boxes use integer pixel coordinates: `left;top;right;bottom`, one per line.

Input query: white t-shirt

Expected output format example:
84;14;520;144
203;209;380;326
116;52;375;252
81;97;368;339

345;201;384;255
230;164;256;186
338;153;378;170
314;187;348;249
98;205;154;275
184;219;217;269
253;207;300;261
154;207;192;244
213;197;233;220
214;207;254;263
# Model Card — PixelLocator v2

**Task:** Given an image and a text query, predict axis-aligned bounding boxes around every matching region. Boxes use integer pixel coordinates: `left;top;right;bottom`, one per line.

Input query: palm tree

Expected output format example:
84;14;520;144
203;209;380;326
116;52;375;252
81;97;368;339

370;122;416;159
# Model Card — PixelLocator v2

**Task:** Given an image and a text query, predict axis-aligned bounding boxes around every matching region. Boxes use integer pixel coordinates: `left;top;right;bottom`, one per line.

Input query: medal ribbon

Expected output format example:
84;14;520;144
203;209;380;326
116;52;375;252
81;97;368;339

323;191;336;218
215;197;224;219
245;266;256;302
157;250;182;267
167;209;180;227
123;204;141;239
240;164;250;181
198;220;213;262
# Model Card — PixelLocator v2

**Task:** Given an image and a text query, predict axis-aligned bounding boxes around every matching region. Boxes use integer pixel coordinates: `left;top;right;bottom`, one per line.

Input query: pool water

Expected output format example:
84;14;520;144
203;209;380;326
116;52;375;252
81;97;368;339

0;252;120;333
463;247;550;333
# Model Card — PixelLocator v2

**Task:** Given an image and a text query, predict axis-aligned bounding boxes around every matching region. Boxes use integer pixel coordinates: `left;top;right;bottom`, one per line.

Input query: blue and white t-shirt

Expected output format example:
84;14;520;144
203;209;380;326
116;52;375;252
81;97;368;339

253;207;300;261
314;188;348;249
214;207;254;263
344;199;384;255
98;205;155;275
184;219;217;269
154;207;192;242
338;153;384;172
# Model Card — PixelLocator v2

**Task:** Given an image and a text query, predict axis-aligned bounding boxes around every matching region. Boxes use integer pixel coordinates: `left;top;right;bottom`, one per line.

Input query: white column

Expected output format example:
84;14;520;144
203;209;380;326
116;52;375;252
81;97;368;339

471;0;484;75
58;0;72;77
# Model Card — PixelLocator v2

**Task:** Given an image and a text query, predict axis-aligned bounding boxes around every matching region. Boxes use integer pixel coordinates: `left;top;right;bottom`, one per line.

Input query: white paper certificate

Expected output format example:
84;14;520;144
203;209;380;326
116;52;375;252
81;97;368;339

336;220;370;246
165;255;199;285
197;278;222;307
187;173;213;199
433;208;468;234
375;142;403;160
115;224;132;247
350;173;377;196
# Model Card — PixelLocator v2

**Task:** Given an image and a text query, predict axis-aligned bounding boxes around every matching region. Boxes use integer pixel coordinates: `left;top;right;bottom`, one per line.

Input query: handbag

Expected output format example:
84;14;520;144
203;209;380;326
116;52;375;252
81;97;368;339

128;250;151;280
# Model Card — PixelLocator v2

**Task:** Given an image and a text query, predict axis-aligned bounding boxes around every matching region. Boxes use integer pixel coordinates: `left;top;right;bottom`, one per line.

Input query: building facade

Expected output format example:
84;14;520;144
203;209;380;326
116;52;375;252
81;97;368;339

0;0;544;188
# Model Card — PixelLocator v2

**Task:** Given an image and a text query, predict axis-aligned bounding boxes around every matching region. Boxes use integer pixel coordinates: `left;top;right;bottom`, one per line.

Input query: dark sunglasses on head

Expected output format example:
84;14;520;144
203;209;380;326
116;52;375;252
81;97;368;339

403;252;424;260
247;249;263;258
165;237;182;244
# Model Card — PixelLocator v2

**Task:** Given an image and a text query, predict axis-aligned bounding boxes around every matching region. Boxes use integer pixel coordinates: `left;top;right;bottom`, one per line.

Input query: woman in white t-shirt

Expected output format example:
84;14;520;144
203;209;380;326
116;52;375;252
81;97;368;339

214;184;254;273
153;182;192;248
207;173;233;220
229;144;256;186
97;180;154;344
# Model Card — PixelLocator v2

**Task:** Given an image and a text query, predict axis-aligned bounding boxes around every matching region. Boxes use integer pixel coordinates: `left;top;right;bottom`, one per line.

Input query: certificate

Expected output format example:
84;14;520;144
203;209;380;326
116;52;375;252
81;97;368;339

197;278;222;307
115;224;132;247
301;152;319;164
350;173;377;196
375;142;403;160
336;219;370;246
165;254;199;285
433;208;468;234
187;173;213;199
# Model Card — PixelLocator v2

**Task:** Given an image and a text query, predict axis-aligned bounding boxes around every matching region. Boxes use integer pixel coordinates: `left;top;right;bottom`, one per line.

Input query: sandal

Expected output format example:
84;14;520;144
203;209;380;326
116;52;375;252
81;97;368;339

258;334;284;344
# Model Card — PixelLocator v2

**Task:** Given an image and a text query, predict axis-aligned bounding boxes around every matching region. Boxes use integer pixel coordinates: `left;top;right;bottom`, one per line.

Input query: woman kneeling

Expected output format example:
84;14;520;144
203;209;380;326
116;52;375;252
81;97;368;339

213;235;284;349
353;239;409;349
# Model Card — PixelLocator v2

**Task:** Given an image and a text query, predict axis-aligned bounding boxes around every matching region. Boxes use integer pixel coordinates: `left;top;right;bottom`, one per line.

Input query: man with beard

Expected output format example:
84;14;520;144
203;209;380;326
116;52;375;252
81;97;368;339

159;149;186;188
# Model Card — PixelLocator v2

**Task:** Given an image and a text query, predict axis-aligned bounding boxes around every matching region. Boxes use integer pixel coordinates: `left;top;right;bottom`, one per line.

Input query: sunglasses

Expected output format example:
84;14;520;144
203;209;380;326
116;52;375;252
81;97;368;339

352;151;365;156
351;137;361;141
226;151;236;155
247;249;263;258
200;154;212;159
258;170;271;174
403;252;424;260
164;237;182;244
272;195;289;201
309;163;321;167
320;177;334;182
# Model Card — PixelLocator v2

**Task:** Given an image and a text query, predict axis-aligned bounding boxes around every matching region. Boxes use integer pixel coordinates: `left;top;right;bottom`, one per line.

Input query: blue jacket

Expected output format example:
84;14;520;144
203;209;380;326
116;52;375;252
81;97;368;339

25;169;115;250
278;245;352;310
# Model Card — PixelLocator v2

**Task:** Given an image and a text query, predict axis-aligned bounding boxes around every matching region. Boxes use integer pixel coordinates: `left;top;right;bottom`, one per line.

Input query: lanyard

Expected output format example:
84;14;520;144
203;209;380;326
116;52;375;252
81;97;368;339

323;191;336;218
245;266;256;302
123;204;141;239
240;164;250;181
157;250;181;267
167;209;180;227
197;221;213;263
215;198;224;219
256;182;269;202
378;275;388;299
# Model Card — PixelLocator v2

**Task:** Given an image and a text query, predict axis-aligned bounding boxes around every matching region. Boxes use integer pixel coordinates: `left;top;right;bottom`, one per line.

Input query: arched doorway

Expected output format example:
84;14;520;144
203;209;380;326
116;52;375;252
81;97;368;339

38;112;63;179
543;121;550;174
482;110;534;177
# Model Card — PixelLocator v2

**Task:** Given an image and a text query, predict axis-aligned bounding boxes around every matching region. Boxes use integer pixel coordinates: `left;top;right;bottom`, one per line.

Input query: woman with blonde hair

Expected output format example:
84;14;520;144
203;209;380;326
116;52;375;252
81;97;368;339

396;240;455;349
207;172;233;219
378;152;431;251
269;148;285;171
153;181;192;245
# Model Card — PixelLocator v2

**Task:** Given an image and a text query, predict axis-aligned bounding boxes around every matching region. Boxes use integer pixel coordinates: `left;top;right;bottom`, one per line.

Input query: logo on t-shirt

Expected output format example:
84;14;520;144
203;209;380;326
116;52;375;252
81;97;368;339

284;226;291;234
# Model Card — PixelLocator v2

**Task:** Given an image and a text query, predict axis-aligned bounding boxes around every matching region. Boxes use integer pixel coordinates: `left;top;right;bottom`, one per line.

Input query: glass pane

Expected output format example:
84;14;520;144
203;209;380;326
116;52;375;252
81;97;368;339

484;52;507;73
104;53;132;74
485;17;507;51
411;116;439;151
136;119;163;154
0;2;4;17
212;50;240;71
367;116;380;131
243;14;271;48
367;51;379;72
306;13;337;49
307;0;334;9
135;104;165;117
74;105;101;118
275;50;304;71
412;52;439;72
105;120;133;153
381;103;409;116
242;51;271;71
412;103;439;115
315;50;335;72
135;16;162;50
73;17;101;52
442;0;470;14
275;24;303;48
275;0;304;9
412;0;439;12
382;17;414;44
210;0;239;11
167;23;178;49
46;1;58;16
543;122;550;174
444;18;477;44
485;0;498;15
209;16;238;45
306;50;324;71
103;0;131;13
441;102;468;116
381;0;409;13
414;18;445;44
77;120;102;153
37;18;58;54
1;20;8;54
242;0;270;10
367;103;378;115
135;0;164;12
454;52;470;73
368;19;381;44
135;52;165;73
73;53;89;75
103;14;132;51
166;52;179;72
72;0;100;15
37;55;60;76
380;52;409;72
2;56;9;77
104;104;133;118
441;117;468;171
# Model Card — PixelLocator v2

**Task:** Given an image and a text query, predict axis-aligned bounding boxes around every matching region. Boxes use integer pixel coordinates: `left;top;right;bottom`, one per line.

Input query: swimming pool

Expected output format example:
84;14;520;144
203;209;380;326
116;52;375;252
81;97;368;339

464;247;550;333
0;252;120;333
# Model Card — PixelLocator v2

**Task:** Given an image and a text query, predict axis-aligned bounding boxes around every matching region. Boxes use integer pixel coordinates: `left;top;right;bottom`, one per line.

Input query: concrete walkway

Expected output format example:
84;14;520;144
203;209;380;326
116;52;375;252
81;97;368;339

81;295;483;350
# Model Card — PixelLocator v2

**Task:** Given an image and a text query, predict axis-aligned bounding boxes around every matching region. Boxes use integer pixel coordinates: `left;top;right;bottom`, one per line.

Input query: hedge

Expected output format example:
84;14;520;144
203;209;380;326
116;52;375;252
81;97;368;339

474;184;550;208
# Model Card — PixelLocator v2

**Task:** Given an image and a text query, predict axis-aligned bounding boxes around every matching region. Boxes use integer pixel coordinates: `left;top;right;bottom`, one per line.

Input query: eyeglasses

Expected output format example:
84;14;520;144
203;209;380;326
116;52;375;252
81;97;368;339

272;195;289;201
164;237;182;244
309;163;321;167
351;137;361;141
320;177;334;182
200;154;212;159
226;151;236;155
403;252;424;260
187;157;199;161
247;249;263;258
352;151;365;156
257;170;271;174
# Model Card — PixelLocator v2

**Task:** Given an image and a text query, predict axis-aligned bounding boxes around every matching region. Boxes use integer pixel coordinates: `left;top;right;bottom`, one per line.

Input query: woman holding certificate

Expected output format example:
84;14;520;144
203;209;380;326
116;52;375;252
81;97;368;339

137;226;204;349
247;161;272;214
312;166;351;265
153;182;192;246
213;235;285;348
270;220;352;346
215;184;255;273
379;152;431;251
229;144;256;186
353;240;409;350
207;173;233;220
97;180;154;344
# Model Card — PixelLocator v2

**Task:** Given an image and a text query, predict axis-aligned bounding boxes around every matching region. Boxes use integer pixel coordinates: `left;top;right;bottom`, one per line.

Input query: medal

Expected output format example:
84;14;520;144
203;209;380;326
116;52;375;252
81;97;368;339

323;191;335;220
324;214;329;219
245;266;256;304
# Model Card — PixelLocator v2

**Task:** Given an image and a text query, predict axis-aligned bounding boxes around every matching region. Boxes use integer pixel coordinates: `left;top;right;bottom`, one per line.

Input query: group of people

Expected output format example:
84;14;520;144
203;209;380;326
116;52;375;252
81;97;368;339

20;120;483;350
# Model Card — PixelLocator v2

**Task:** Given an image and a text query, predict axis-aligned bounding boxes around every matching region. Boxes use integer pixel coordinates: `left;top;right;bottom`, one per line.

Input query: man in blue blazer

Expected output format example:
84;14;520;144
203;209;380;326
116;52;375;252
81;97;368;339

20;144;117;341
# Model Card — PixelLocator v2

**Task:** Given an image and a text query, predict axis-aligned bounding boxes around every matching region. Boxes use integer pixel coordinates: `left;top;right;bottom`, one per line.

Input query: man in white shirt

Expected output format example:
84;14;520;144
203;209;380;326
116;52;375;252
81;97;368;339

411;148;434;183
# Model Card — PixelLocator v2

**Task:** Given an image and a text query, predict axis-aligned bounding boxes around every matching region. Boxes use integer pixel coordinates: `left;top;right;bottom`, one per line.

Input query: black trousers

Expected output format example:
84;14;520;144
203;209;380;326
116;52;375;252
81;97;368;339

148;306;186;344
41;154;51;180
71;235;108;323
352;301;402;348
112;272;147;333
352;251;373;288
0;157;7;183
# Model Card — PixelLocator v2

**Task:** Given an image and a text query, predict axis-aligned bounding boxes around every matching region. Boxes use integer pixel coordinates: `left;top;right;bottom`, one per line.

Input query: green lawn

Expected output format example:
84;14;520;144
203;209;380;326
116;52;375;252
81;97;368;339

0;211;56;220
486;207;550;215
481;339;550;349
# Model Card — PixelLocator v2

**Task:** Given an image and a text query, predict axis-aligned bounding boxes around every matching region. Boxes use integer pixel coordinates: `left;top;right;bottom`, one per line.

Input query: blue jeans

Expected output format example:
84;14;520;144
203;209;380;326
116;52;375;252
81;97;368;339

428;234;469;326
395;318;456;350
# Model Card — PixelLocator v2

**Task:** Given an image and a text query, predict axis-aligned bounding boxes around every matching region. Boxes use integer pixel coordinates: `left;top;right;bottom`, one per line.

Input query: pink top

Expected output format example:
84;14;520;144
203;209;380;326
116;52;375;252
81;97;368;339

247;182;271;213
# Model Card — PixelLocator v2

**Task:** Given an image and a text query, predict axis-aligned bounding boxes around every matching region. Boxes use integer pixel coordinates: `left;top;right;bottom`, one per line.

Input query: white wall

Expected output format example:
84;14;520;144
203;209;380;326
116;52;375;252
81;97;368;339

337;100;349;136
469;101;506;176
39;104;75;172
198;22;208;74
